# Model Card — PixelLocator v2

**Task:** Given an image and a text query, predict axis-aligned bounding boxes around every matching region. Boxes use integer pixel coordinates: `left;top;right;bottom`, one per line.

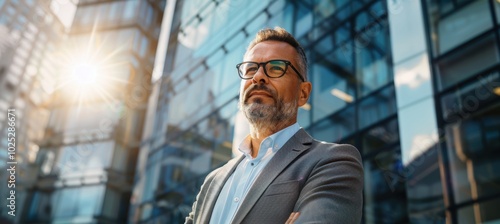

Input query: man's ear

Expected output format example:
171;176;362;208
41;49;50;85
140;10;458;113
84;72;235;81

298;82;312;106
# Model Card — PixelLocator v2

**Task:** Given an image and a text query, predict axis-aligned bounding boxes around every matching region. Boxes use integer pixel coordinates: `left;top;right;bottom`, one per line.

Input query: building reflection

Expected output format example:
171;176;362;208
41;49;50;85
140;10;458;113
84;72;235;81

444;104;500;223
128;0;500;223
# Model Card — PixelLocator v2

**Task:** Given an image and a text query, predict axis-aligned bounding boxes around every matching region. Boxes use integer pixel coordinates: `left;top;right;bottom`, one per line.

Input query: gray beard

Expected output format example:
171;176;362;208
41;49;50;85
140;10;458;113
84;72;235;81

240;98;297;132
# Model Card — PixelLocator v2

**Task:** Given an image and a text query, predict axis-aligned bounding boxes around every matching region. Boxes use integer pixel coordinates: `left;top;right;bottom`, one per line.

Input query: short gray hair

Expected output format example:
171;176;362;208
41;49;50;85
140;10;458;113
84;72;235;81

246;27;308;81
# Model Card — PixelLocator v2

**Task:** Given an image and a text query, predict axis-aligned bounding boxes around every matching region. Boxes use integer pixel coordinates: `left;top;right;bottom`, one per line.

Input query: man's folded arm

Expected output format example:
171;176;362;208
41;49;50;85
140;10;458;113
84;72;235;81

294;144;364;224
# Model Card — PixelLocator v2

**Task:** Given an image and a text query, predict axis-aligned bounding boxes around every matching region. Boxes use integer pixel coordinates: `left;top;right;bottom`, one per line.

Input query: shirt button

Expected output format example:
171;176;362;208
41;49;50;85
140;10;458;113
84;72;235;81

251;163;254;166
234;197;240;202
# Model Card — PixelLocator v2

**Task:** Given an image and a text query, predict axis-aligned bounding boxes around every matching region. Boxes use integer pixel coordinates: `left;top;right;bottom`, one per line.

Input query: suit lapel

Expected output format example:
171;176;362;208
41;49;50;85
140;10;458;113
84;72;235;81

231;129;313;224
198;155;244;223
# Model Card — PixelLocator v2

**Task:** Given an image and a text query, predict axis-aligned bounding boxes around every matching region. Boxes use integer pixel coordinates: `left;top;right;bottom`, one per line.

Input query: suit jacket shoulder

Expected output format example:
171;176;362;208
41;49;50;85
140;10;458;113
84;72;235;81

186;129;364;224
185;155;244;224
236;130;364;224
309;140;363;168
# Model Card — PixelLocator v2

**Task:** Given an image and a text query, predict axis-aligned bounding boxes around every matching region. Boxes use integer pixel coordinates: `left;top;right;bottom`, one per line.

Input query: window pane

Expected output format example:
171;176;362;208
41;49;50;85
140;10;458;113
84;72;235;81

56;141;114;174
294;2;313;38
102;188;121;219
362;118;399;156
458;197;500;224
310;106;355;142
440;72;500;123
444;103;500;204
55;188;78;217
355;16;392;97
26;192;52;221
436;34;499;90
139;36;149;57
123;0;138;21
364;147;409;223
78;185;104;216
312;0;341;24
406;146;446;223
358;85;396;129
311;58;356;123
437;1;492;54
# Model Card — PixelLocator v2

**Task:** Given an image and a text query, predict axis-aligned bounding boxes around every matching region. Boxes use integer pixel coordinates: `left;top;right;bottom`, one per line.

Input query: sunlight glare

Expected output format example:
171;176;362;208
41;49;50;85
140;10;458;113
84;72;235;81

71;62;98;85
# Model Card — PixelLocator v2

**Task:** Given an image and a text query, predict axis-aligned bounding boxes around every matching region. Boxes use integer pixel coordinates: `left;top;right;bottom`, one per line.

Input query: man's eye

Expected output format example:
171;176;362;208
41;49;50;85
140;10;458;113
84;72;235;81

246;67;258;73
269;66;284;71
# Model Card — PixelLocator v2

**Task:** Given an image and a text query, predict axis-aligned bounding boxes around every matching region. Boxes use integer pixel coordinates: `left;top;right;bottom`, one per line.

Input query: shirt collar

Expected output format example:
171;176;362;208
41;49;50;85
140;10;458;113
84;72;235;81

238;123;301;160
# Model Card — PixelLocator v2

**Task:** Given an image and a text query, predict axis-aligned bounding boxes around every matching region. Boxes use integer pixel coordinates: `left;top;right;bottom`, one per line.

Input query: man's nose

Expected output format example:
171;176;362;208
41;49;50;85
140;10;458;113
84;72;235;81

252;66;269;84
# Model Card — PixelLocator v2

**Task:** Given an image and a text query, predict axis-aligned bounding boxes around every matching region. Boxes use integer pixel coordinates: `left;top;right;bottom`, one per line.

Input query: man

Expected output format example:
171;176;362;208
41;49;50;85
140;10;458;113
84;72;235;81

185;27;363;224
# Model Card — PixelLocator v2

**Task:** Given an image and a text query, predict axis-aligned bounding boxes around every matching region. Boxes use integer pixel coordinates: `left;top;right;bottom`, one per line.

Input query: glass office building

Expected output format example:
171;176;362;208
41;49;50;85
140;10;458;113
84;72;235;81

422;0;500;223
20;0;166;223
131;0;500;223
0;0;66;223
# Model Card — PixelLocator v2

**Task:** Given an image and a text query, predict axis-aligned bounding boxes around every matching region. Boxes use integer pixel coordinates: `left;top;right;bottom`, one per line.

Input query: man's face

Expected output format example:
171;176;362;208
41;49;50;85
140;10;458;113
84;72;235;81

239;40;311;125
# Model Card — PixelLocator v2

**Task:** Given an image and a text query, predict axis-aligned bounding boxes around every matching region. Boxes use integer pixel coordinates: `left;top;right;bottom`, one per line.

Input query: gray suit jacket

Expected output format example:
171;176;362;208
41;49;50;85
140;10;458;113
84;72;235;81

185;129;363;224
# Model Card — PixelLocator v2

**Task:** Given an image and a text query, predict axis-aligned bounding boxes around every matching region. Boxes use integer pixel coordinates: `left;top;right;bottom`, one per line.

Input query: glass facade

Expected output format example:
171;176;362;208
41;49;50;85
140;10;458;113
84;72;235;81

0;1;65;223
131;0;500;223
17;1;166;224
132;0;402;223
0;0;498;223
425;0;500;223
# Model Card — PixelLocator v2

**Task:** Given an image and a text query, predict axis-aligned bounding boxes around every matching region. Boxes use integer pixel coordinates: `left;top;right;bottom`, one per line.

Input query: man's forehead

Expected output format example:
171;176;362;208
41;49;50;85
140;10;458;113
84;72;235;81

244;40;297;61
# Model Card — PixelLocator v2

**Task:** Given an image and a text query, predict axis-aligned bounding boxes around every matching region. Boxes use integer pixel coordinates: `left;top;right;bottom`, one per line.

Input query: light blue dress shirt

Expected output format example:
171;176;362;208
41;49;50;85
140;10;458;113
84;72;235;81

209;123;301;224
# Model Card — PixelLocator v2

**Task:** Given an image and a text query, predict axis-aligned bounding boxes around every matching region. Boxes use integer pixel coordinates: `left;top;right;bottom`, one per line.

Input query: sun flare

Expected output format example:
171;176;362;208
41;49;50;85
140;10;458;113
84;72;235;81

70;62;99;85
51;21;135;108
59;55;109;100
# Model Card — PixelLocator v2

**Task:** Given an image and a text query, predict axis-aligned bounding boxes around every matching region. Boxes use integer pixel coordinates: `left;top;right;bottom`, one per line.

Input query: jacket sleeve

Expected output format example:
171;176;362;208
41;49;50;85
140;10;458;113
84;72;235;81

184;193;197;224
184;169;218;224
294;144;364;224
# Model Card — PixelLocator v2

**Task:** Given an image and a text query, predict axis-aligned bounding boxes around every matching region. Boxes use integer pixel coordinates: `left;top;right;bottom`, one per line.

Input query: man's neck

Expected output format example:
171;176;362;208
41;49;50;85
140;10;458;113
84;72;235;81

248;120;295;158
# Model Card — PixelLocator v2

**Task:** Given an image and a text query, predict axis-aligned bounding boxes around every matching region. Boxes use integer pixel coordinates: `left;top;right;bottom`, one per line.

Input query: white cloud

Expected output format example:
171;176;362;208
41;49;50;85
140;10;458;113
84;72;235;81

408;133;438;163
395;55;430;89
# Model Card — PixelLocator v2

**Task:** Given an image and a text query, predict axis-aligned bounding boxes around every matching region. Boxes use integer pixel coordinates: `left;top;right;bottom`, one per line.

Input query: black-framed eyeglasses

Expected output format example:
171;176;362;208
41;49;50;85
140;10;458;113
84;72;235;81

236;60;305;82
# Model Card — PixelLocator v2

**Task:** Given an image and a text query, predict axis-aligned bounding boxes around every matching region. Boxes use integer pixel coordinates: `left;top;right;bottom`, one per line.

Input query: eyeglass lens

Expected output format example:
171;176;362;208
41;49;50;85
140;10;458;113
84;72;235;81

239;60;287;79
